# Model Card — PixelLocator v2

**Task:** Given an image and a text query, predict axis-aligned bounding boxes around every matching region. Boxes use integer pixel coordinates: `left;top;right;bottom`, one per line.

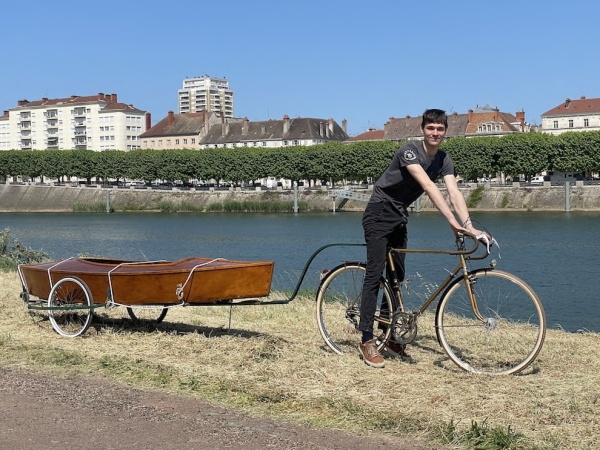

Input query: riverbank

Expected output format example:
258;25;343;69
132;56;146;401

1;270;598;449
0;183;599;212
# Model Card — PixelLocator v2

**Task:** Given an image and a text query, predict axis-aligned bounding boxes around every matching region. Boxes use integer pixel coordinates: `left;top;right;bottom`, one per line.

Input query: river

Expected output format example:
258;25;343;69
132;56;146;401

2;211;598;333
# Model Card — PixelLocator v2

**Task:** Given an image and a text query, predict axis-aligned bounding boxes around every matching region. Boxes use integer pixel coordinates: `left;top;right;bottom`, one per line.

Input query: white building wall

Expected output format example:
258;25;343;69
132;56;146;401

3;100;145;151
541;113;600;135
178;76;234;118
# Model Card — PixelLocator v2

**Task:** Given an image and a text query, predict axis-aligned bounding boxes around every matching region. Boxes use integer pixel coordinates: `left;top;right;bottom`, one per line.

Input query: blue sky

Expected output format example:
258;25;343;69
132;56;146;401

2;1;599;136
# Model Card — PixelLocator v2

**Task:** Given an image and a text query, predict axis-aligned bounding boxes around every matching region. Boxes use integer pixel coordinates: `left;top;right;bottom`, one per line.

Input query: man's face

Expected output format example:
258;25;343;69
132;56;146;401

421;122;446;148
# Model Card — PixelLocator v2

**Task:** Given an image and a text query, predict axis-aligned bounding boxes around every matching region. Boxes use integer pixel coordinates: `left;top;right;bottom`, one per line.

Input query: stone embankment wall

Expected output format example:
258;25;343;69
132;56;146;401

0;183;599;212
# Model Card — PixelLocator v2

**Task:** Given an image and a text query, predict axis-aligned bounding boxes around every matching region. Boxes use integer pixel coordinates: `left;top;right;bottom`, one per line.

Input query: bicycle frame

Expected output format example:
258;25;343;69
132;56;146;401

381;233;490;325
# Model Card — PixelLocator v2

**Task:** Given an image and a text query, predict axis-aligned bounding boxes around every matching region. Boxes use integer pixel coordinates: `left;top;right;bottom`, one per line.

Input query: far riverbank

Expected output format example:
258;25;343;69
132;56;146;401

0;183;599;212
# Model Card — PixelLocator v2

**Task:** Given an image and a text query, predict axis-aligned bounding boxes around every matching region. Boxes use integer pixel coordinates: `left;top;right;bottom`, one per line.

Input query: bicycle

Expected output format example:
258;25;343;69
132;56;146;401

315;233;546;375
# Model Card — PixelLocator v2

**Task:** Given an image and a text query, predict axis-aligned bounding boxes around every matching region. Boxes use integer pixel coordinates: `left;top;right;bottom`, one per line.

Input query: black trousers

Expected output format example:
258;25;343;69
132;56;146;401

358;200;407;335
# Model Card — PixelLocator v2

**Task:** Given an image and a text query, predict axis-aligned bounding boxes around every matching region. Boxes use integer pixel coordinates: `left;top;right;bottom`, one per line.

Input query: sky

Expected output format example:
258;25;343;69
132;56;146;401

2;1;599;136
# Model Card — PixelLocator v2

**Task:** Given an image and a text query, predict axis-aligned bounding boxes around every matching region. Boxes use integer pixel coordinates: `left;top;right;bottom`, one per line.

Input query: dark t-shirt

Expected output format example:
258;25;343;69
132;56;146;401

370;140;455;213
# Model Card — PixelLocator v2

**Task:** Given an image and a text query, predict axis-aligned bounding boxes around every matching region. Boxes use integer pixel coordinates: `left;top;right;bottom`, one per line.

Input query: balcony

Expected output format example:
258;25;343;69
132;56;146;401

74;129;86;136
44;111;58;118
20;122;31;129
72;109;86;117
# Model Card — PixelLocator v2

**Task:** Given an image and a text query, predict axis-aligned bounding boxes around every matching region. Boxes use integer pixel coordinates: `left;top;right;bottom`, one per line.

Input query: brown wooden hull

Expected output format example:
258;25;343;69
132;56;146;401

18;257;274;305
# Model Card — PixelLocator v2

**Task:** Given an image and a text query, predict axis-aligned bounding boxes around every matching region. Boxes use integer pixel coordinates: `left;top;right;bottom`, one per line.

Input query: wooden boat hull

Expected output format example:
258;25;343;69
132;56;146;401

18;257;275;305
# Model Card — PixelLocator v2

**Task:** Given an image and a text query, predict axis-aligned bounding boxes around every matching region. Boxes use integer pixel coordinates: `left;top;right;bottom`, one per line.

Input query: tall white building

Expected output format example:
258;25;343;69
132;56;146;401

0;93;148;151
178;75;234;118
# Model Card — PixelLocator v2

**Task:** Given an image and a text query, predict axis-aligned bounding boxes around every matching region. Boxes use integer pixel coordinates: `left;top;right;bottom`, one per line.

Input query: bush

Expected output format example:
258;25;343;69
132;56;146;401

0;228;50;271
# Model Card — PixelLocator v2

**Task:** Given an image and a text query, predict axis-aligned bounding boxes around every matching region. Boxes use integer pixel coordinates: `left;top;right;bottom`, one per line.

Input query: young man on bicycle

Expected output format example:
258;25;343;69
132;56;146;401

358;108;486;368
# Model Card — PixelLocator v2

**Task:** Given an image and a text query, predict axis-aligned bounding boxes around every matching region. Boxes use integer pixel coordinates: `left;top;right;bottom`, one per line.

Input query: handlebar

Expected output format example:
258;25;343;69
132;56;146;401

456;232;498;260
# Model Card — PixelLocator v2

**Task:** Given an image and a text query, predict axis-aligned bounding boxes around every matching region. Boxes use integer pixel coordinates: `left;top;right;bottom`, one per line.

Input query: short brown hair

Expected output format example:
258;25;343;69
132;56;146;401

421;109;448;129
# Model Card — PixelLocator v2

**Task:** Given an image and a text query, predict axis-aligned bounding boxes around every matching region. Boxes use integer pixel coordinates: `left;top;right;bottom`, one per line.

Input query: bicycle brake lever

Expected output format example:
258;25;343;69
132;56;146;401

476;234;500;258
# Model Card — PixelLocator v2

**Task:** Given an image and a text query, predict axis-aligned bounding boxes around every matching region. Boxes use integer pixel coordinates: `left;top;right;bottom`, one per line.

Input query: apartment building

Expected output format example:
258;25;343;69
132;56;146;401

139;110;225;149
541;96;600;135
178;75;234;118
199;115;349;149
140;112;348;150
0;93;148;151
383;104;528;141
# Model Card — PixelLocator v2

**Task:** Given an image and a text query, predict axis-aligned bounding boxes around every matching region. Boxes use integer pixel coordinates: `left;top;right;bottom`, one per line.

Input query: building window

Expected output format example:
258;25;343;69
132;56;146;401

158;140;163;147
167;139;171;146
183;138;188;145
584;118;589;127
191;138;195;144
143;141;147;146
262;141;267;147
568;120;574;128
553;121;558;129
175;139;179;145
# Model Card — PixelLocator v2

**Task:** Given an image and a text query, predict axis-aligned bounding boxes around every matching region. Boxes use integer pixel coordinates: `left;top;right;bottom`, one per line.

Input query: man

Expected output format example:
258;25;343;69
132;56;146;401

358;109;486;368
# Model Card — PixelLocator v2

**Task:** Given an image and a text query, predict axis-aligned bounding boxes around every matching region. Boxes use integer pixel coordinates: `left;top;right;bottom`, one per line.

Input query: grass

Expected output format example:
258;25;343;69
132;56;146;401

2;272;599;449
467;186;485;208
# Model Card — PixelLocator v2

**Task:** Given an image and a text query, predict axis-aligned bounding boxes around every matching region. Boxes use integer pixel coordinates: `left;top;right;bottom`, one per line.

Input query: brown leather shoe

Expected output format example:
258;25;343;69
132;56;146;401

358;338;385;368
384;340;410;358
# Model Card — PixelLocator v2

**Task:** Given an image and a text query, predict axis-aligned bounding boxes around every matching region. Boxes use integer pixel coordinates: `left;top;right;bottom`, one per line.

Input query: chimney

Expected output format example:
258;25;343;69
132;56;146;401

18;99;28;106
516;111;525;124
98;93;105;101
283;115;290;134
41;97;48;104
242;117;249;135
261;124;266;134
111;93;118;103
145;112;152;131
222;120;229;136
167;110;174;126
327;118;334;138
319;121;324;137
3;110;8;117
581;95;586;99
70;95;78;100
342;119;347;134
493;108;499;122
468;109;473;122
565;98;571;108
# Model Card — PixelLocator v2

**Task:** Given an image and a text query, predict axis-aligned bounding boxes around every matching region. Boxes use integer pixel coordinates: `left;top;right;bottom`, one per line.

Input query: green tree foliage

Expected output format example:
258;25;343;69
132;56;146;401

443;137;496;181
554;131;600;173
0;131;598;185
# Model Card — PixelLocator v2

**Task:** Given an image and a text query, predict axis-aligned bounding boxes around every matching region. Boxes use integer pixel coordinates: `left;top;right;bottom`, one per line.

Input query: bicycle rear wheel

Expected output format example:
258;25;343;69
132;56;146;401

436;269;546;375
315;263;393;355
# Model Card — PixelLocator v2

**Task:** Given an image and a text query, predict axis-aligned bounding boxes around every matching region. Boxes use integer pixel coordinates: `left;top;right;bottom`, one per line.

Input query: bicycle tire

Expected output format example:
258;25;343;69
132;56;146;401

435;269;546;375
315;263;394;355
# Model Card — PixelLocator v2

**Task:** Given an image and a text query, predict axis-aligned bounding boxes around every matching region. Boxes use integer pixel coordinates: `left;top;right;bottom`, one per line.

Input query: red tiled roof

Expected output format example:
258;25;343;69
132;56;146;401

11;93;144;113
346;129;385;142
139;111;213;138
542;97;600;116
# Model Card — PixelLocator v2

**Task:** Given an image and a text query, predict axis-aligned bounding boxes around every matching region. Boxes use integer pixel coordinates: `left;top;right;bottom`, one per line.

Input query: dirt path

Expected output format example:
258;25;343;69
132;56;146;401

0;368;439;450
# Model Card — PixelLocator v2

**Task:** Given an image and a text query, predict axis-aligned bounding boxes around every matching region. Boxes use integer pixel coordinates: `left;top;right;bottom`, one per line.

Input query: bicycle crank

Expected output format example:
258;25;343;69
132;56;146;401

390;310;418;344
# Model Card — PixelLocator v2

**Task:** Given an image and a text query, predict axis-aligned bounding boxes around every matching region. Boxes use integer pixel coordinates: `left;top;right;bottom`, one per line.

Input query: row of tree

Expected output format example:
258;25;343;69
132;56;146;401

1;131;599;185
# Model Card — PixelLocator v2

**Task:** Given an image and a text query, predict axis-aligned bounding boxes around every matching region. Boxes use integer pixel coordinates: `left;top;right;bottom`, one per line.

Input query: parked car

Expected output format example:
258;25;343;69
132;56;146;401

531;176;545;185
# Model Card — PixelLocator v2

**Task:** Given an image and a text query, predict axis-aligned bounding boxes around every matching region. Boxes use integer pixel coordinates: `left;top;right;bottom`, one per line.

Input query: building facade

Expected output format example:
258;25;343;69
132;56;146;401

383;104;528;141
199;115;348;149
140;113;348;150
0;93;148;151
139;110;225;149
178;76;234;118
541;96;600;135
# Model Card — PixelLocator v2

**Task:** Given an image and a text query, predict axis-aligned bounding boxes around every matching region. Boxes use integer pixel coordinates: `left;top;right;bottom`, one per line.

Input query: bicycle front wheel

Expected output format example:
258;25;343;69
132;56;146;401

436;269;546;375
315;263;393;355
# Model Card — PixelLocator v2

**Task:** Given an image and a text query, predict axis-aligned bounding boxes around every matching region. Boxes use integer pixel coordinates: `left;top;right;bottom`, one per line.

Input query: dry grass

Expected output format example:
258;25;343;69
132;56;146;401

1;271;598;449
